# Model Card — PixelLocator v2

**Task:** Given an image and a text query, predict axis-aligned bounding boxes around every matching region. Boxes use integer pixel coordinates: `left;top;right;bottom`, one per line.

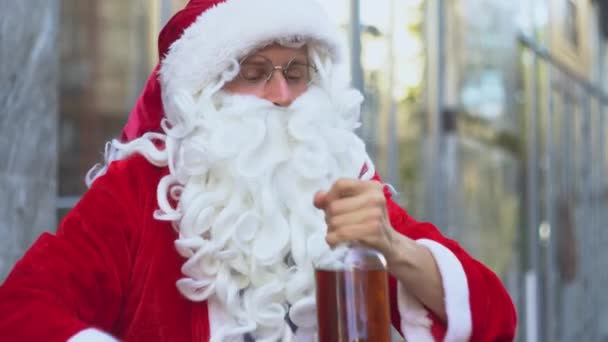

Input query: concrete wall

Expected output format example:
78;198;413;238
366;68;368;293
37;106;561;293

0;0;59;281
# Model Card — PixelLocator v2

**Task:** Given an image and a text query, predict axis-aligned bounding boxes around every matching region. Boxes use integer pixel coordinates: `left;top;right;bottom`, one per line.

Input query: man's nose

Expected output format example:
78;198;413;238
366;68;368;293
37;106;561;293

263;71;295;107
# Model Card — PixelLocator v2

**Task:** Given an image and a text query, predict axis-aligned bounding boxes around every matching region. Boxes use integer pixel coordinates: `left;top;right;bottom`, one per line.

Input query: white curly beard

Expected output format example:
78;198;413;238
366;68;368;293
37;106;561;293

116;85;372;341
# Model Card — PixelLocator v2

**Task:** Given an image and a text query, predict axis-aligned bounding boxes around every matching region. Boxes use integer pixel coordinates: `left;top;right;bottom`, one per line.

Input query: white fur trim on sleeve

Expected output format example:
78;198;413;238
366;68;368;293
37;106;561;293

67;328;119;342
420;238;472;341
397;280;435;341
397;239;472;341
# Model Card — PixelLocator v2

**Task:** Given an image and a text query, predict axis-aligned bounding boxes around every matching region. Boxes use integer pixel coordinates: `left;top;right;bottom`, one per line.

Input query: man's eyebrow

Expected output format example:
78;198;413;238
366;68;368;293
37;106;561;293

289;57;309;64
242;54;262;59
240;55;266;63
241;59;268;65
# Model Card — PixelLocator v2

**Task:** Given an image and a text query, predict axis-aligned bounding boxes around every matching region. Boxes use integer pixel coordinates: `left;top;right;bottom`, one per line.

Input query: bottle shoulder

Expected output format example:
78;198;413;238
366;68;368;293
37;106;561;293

343;245;387;271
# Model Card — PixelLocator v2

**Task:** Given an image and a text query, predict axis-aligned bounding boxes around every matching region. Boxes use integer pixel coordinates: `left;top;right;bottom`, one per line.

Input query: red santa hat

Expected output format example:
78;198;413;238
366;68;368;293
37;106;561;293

121;0;343;142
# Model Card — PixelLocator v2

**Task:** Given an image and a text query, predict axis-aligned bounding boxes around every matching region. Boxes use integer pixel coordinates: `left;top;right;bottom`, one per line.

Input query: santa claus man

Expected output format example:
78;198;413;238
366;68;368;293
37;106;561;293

0;0;516;341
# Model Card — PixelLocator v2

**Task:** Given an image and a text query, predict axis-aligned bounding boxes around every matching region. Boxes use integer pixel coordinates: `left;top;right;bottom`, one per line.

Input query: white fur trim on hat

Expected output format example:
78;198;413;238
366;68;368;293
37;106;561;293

160;0;342;114
397;239;472;341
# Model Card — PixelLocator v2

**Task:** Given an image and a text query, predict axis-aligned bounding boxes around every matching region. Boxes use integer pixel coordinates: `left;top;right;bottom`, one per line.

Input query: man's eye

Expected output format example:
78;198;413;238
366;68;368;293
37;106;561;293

285;64;308;81
240;65;268;81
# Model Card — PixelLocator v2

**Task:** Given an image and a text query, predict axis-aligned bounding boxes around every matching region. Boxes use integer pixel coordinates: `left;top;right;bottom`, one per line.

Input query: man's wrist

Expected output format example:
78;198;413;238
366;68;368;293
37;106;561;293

385;230;420;274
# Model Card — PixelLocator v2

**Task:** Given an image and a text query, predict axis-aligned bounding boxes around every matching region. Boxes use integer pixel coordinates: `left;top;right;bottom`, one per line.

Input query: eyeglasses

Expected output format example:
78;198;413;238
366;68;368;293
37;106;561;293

234;55;317;89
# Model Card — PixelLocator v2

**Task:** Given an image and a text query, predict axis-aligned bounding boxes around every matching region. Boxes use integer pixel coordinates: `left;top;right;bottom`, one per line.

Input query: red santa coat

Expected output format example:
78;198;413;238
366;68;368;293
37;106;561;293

0;155;516;341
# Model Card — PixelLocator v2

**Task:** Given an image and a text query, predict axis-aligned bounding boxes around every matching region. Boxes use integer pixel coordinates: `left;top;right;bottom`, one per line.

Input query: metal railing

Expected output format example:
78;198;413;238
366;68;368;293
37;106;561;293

518;32;608;342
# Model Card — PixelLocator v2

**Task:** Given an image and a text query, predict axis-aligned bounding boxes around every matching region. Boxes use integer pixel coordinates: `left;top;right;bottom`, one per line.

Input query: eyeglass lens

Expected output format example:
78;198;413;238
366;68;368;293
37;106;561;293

239;55;312;86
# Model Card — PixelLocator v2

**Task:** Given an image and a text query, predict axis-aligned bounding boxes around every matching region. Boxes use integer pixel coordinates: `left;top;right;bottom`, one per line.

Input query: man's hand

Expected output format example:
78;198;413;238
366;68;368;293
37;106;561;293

314;178;448;322
313;178;398;260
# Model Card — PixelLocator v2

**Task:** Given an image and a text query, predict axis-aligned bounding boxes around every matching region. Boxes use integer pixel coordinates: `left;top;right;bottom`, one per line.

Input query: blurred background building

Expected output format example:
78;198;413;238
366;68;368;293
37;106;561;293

1;0;608;341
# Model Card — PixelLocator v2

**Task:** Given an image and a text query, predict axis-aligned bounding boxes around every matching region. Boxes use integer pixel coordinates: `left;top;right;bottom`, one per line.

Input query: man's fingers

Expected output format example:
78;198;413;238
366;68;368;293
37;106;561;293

325;223;364;247
325;221;383;247
325;178;367;203
317;179;385;213
326;207;384;231
325;191;385;216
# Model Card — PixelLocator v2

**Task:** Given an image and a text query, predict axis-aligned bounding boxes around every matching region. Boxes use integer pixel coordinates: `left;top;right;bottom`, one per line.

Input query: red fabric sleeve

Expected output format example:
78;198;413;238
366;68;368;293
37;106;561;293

0;159;145;341
376;176;517;341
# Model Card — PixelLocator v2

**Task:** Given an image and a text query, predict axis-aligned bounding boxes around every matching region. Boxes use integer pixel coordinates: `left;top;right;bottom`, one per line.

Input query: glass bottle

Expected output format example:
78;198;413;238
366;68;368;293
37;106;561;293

315;245;392;342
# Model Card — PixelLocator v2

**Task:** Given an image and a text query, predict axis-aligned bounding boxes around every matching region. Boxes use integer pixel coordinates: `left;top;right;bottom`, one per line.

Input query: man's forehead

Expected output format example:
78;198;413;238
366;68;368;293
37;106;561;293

244;43;309;60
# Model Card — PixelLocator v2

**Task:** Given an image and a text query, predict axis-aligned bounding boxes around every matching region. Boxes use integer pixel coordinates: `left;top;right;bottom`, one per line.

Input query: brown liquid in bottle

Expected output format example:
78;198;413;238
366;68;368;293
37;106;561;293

315;268;391;342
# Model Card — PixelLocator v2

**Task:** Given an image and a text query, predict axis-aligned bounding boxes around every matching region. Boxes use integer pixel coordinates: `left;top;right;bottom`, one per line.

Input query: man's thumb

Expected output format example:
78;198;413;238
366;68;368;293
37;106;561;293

313;191;327;209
